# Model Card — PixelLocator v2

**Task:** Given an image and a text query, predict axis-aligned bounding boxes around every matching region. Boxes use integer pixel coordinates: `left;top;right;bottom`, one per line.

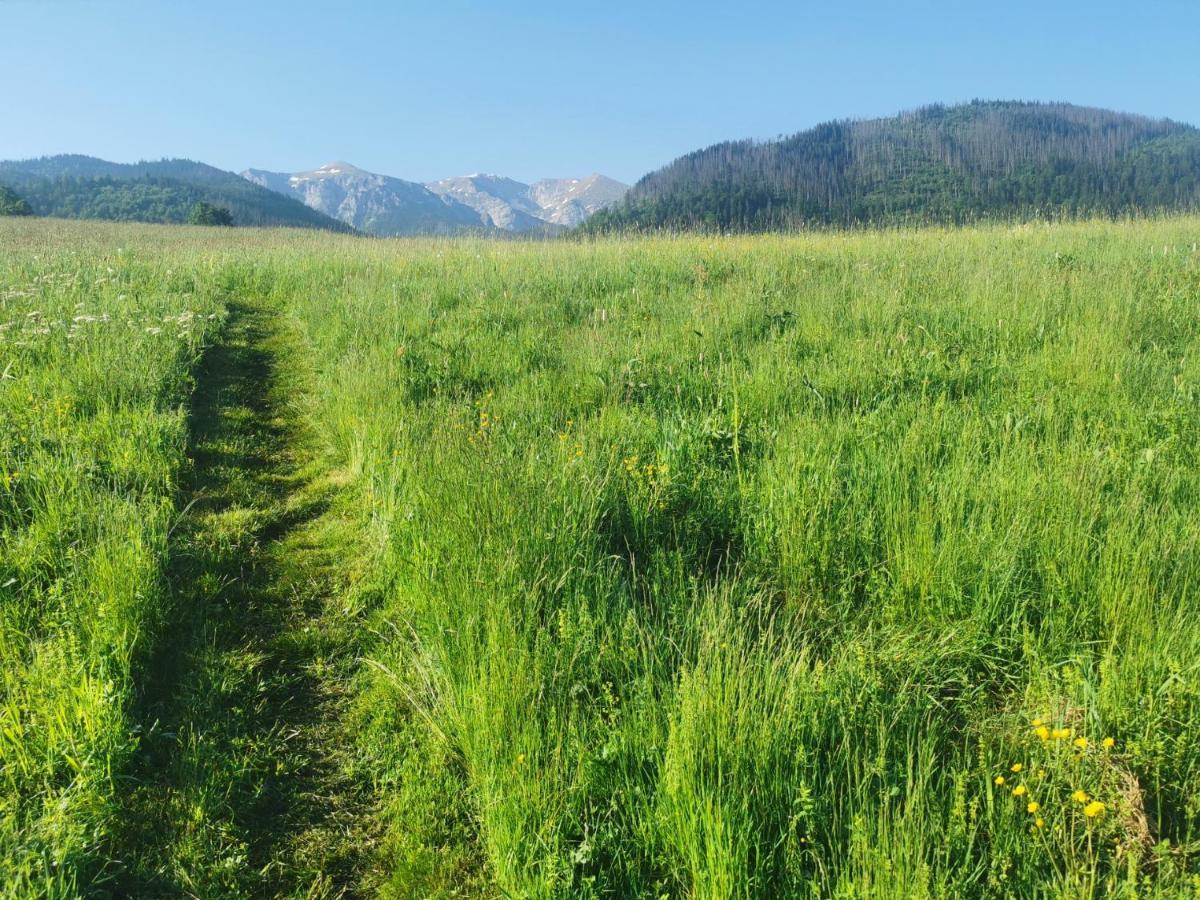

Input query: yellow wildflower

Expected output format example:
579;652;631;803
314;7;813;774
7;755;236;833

1102;737;1115;749
1083;801;1105;818
1072;790;1089;804
1032;718;1044;728
1012;785;1027;797
1027;801;1040;814
1035;725;1050;741
1010;763;1023;773
1051;727;1071;740
1034;817;1045;829
1073;737;1088;750
516;753;526;765
994;776;1006;786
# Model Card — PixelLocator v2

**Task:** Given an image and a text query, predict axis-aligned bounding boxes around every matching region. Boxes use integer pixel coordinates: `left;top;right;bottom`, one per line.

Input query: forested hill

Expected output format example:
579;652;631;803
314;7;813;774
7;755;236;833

586;102;1200;232
0;155;355;232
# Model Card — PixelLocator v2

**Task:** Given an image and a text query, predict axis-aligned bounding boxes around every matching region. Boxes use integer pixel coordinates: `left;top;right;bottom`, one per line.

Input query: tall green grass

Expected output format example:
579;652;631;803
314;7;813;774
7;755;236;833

3;217;1200;896
276;222;1200;896
0;223;223;892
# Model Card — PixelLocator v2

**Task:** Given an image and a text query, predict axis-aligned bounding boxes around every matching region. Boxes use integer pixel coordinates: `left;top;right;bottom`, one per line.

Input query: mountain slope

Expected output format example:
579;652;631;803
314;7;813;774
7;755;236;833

587;101;1200;231
426;173;628;231
425;174;552;232
0;156;353;231
243;163;485;236
529;175;629;226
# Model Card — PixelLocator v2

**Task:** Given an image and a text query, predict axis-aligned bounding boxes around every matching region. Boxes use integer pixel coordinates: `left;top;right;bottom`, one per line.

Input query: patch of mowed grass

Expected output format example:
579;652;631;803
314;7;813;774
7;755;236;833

111;292;378;896
273;222;1200;896
0;222;223;892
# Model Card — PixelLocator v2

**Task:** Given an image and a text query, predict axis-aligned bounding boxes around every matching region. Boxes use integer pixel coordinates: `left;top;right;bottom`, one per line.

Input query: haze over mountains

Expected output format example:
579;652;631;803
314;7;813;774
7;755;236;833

243;163;629;235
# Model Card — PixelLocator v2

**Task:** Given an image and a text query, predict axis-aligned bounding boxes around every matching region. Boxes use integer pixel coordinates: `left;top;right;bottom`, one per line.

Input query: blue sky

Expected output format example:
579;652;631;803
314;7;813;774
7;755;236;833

3;0;1198;184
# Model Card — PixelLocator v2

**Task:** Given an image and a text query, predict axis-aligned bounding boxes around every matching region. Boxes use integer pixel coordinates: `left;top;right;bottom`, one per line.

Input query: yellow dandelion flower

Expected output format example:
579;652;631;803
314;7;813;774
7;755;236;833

516;753;526;765
1010;763;1023;773
1035;725;1050;741
1073;737;1088;750
1083;801;1105;818
994;776;1006;786
1072;790;1089;804
1102;737;1115;749
1032;718;1044;728
1027;801;1040;814
1051;727;1071;740
1012;785;1027;797
1035;817;1045;829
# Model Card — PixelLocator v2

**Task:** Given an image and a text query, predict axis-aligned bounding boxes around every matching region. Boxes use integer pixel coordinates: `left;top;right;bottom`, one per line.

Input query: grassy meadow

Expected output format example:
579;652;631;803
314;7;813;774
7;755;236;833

2;217;1200;896
0;226;223;890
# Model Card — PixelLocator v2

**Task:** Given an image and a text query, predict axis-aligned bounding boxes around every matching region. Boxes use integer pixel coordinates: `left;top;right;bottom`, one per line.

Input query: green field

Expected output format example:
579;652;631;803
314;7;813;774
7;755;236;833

2;217;1200;897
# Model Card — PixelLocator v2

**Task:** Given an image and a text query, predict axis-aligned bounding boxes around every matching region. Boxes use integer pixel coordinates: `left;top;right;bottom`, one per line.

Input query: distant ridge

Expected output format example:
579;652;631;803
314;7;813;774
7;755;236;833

244;163;628;235
528;175;630;226
427;173;628;230
586;101;1200;232
0;155;354;231
243;163;484;236
424;174;554;232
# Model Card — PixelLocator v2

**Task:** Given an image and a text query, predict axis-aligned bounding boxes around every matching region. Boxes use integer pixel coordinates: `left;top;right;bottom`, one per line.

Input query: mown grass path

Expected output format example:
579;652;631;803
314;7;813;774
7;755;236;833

109;296;377;897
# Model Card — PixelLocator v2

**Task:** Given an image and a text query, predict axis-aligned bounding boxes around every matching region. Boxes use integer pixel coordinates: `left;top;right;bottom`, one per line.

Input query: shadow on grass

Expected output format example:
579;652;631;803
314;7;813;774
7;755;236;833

108;298;375;897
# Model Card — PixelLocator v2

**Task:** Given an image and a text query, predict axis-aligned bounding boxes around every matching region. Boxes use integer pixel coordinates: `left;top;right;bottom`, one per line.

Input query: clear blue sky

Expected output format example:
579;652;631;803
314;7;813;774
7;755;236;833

2;0;1198;184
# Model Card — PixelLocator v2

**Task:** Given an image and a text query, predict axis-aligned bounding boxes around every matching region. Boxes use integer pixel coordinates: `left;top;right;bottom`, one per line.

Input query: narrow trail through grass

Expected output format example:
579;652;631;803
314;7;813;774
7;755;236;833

110;296;378;897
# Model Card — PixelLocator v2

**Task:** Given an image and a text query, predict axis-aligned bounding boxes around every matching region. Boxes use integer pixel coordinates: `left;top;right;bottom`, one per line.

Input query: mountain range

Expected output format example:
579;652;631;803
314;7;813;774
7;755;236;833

429;173;628;228
0;155;627;235
7;102;1200;236
242;162;482;235
587;101;1200;232
242;163;628;235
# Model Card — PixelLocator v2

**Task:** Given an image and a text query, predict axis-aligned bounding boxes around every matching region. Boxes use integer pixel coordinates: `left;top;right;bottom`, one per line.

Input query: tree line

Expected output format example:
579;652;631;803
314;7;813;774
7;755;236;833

0;185;32;216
